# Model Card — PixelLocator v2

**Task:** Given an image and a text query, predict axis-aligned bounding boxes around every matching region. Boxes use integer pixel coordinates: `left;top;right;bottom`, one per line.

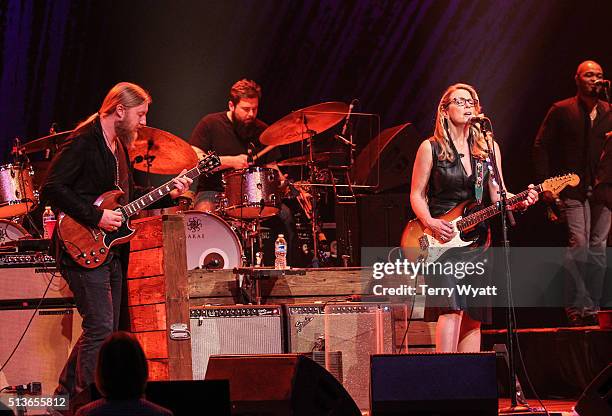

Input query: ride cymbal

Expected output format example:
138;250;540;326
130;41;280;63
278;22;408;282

260;102;349;146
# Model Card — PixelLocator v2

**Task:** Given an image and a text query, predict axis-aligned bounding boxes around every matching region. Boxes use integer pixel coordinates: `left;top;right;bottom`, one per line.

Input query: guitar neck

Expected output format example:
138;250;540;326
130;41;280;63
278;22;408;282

121;166;202;218
457;184;543;231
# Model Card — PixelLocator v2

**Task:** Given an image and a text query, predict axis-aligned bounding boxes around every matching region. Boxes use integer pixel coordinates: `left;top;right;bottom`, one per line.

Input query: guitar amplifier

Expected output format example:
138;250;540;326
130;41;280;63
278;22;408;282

0;266;72;303
0;305;82;397
324;303;395;410
190;305;283;380
285;304;343;382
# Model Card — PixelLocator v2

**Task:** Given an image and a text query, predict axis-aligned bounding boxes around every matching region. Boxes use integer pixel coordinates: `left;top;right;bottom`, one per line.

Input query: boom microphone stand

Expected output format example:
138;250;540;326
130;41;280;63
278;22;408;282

480;119;543;415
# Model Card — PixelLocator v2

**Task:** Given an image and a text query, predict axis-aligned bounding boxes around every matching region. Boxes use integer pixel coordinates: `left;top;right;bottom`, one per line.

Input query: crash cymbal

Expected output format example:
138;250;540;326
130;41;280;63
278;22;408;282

276;152;342;167
21;131;73;154
260;102;349;146
129;126;197;175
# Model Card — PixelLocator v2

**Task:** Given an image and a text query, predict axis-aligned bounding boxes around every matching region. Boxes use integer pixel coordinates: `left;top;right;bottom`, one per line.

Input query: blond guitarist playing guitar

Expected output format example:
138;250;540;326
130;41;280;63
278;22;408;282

41;83;192;404
410;84;538;353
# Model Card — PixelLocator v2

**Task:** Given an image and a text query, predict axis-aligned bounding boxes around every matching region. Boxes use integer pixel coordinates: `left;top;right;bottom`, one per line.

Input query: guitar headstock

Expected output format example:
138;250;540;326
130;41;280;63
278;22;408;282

198;152;221;174
541;173;580;196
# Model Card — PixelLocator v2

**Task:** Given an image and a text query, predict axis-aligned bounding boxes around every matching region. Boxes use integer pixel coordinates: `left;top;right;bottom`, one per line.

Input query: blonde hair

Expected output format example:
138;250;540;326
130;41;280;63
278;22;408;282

76;82;151;130
433;83;490;162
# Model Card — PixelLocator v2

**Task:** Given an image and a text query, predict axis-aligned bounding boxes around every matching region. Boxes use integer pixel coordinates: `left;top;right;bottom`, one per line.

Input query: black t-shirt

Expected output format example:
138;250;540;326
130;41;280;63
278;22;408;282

189;112;280;192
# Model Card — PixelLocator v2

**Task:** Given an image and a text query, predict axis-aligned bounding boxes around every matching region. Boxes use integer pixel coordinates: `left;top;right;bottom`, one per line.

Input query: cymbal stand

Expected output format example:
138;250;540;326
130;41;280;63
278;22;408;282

242;218;264;267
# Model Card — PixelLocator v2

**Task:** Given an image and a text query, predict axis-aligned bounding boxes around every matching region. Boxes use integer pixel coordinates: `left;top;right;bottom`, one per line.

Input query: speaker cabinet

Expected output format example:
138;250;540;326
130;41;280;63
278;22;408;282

206;354;360;416
370;352;498;415
0;267;73;301
0;305;82;396
324;303;394;410
575;363;612;416
190;305;283;379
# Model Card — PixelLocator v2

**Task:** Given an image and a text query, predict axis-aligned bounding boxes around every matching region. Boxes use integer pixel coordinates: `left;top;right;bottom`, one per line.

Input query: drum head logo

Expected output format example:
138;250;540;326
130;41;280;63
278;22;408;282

187;216;202;232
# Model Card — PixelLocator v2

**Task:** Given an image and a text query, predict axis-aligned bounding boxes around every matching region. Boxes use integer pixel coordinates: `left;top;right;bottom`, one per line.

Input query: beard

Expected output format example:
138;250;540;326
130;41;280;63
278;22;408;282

115;119;138;148
232;114;258;140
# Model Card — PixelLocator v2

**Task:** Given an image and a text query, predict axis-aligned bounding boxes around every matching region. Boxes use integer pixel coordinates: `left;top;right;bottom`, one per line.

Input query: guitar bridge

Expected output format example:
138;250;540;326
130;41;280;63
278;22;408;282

418;235;429;250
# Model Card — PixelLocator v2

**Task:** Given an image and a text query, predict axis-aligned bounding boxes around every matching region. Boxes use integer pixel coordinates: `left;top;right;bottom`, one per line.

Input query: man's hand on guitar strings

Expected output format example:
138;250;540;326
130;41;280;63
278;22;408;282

169;169;193;199
98;209;123;232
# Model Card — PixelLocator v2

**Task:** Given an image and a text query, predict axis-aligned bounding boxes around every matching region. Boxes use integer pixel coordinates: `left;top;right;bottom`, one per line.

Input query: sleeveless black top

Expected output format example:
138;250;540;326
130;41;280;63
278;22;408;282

427;137;489;217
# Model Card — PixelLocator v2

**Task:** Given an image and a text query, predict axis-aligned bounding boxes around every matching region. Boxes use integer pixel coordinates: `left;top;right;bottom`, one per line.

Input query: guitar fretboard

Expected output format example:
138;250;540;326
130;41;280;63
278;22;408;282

456;184;543;231
120;155;218;218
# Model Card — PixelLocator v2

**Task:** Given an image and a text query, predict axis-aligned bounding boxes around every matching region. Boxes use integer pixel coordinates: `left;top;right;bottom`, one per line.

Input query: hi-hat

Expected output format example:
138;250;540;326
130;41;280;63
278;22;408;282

129;126;197;175
260;102;349;146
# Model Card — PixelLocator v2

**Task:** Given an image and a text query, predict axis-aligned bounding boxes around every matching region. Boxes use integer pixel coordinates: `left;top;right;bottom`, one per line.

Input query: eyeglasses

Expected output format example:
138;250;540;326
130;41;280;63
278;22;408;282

449;97;479;108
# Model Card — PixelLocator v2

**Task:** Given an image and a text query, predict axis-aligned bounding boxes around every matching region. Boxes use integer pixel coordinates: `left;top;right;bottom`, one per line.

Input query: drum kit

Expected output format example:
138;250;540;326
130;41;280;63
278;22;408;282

1;101;363;269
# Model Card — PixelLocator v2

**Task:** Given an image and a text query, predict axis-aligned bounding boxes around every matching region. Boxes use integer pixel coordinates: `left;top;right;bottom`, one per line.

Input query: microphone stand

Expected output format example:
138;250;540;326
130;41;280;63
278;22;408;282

482;122;540;415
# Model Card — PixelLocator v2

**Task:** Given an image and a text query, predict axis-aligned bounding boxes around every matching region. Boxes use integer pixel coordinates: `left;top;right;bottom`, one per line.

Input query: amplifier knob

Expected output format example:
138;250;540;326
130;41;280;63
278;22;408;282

100;248;106;254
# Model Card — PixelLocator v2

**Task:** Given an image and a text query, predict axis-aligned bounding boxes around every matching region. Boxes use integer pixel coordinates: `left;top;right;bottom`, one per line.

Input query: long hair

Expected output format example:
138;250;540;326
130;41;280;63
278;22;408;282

433;83;490;162
76;82;151;130
95;332;148;400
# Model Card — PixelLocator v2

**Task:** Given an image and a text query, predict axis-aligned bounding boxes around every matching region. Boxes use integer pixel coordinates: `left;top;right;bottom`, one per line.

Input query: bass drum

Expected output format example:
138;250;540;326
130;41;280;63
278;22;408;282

0;219;31;246
183;211;242;270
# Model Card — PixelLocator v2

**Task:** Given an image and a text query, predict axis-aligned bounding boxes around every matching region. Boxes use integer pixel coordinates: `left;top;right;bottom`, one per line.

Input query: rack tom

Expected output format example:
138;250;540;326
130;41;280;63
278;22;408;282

223;167;281;218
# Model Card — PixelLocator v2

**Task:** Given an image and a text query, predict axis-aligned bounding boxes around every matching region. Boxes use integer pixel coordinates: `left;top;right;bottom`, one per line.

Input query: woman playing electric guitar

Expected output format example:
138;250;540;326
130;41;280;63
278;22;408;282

410;83;538;353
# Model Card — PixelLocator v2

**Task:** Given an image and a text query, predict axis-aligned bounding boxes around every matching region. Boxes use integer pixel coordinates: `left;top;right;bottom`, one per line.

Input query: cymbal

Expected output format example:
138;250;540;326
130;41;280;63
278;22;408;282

260;102;349;146
276;152;341;167
129;126;197;175
21;131;73;154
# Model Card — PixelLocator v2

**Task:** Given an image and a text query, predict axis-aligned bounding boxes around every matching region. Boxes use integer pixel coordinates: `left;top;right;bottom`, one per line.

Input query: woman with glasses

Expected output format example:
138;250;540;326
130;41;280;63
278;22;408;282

410;83;538;352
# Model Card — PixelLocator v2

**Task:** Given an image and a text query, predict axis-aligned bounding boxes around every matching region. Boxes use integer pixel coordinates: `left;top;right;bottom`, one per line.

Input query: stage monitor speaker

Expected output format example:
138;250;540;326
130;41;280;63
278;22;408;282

370;352;498;415
575;363;612;416
324;302;394;410
0;305;81;397
206;354;360;416
146;380;231;416
190;305;283;379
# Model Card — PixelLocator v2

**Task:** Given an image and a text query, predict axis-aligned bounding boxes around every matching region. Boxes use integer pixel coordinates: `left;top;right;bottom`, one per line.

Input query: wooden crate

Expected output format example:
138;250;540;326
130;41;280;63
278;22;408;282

128;215;192;380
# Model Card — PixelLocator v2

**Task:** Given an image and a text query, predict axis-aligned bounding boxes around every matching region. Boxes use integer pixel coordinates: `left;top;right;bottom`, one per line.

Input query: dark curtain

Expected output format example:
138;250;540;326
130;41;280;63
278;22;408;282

0;0;610;245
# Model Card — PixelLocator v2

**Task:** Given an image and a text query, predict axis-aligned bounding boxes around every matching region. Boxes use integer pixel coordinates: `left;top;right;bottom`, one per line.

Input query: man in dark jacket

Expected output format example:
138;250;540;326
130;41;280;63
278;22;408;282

41;82;191;401
533;60;611;325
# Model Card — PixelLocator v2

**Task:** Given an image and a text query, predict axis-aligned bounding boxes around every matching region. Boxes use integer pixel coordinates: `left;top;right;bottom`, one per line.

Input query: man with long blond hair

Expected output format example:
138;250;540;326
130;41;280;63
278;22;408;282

41;82;191;404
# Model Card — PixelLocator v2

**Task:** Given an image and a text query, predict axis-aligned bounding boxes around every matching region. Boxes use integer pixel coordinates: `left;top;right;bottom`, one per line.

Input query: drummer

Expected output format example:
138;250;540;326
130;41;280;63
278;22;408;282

189;79;296;264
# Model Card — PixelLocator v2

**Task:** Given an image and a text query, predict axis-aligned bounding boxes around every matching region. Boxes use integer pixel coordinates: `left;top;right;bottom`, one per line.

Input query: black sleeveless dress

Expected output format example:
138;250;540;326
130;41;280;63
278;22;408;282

423;137;492;323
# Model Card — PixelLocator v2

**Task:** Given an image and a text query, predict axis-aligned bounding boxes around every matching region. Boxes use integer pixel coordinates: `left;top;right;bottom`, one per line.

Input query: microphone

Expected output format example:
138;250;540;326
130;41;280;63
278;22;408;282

341;99;357;136
594;79;610;87
469;116;490;125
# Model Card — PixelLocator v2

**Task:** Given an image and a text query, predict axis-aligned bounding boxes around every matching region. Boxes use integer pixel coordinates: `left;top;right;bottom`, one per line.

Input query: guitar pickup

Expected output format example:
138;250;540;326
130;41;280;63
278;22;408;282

418;235;429;250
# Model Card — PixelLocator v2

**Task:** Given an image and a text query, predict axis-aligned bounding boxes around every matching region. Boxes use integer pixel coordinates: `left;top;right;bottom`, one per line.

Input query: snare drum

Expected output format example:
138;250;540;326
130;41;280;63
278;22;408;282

223;167;281;218
0;164;37;218
183;210;242;270
0;219;30;246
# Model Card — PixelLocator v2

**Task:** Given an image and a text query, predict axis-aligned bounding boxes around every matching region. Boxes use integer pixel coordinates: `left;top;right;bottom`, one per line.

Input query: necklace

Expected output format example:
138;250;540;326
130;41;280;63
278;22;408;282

102;127;119;188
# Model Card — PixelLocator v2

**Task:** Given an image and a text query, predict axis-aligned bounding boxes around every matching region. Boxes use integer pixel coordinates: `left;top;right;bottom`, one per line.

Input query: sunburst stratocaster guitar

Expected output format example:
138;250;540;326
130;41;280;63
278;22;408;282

400;173;580;263
58;153;220;268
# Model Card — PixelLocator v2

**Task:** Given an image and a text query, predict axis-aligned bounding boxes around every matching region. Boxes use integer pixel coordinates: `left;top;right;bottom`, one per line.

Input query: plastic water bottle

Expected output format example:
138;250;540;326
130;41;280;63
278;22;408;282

274;234;287;269
42;206;56;239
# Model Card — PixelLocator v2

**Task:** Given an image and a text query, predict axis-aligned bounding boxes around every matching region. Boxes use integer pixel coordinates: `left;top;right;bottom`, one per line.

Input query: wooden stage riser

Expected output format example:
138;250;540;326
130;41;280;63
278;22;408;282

127;216;436;380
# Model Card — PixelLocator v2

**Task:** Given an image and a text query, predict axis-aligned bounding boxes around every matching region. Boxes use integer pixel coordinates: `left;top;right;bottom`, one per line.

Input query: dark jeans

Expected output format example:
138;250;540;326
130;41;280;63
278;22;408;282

54;255;122;399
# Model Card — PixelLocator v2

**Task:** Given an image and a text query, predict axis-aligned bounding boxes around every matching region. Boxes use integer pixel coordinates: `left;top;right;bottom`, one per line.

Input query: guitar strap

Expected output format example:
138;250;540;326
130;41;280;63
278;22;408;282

475;159;485;204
